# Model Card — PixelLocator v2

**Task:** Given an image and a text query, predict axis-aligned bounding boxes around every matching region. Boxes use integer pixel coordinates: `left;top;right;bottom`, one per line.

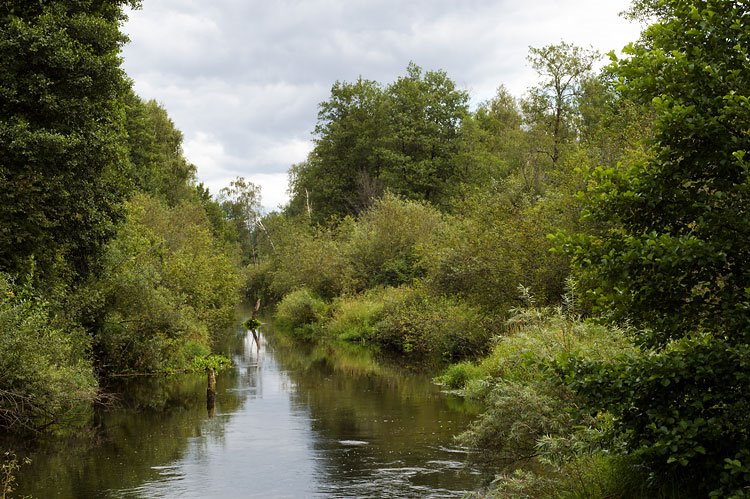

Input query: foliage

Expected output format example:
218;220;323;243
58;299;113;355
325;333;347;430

440;300;644;495
88;194;241;374
242;317;261;330
288;63;469;221
561;0;750;345
435;361;484;391
372;286;489;362
0;274;97;433
123;92;196;206
325;289;387;343
218;176;262;263
258;215;352;300
1;450;30;499
421;186;574;313
0;0;136;288
347;193;443;289
560;336;750;496
555;2;750;494
191;354;232;373
274;288;329;340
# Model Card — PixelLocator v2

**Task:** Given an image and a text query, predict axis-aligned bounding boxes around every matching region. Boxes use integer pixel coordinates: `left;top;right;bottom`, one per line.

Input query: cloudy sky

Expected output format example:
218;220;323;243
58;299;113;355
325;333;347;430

121;0;643;210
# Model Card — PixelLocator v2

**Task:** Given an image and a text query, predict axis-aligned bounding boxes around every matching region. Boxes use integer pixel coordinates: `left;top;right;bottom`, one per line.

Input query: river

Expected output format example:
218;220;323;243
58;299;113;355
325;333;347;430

9;319;485;498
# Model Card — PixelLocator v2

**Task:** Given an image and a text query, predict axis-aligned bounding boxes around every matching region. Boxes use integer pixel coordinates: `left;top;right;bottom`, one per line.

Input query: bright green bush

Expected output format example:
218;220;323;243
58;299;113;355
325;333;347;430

326;290;386;342
435;361;484;390
275;288;328;340
0;274;97;432
454;305;637;485
372;287;489;362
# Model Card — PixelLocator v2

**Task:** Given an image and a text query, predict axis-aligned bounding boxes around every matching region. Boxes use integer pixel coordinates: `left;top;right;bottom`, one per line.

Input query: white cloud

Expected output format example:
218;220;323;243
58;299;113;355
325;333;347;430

122;0;643;211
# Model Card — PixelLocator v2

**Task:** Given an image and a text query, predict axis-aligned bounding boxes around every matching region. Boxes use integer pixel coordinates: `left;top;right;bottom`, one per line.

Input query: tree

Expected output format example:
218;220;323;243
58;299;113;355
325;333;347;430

560;1;750;494
124;92;196;205
288;78;387;220
380;63;470;206
522;43;598;194
219;176;262;262
288;64;469;221
0;0;138;288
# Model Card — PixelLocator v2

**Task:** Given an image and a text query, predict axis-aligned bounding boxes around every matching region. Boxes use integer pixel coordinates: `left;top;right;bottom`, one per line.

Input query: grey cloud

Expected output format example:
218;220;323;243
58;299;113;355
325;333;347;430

122;0;641;209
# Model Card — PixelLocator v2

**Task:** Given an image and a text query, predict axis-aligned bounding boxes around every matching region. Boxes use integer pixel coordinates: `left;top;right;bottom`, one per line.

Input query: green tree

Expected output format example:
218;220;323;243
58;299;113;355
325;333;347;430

0;0;138;287
288;64;469;221
380;63;470;206
560;1;750;494
522;43;598;194
124;92;196;205
219;176;262;262
288;78;388;220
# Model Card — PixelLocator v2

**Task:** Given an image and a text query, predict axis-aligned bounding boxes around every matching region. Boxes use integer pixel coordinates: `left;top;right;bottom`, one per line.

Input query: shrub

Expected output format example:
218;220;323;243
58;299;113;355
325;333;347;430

86;194;242;374
325;290;387;342
275;288;328;340
264;216;352;300
373;287;489;362
435;361;484;390
346;194;443;289
0;274;97;432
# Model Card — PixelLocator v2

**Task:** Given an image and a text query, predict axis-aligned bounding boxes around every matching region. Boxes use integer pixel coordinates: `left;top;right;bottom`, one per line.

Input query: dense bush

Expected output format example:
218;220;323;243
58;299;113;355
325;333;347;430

346;194;443;289
274;288;329;340
372;286;489;362
0;274;97;432
421;187;573;313
325;289;387;343
88;194;241;374
259;216;352;300
560;336;750;497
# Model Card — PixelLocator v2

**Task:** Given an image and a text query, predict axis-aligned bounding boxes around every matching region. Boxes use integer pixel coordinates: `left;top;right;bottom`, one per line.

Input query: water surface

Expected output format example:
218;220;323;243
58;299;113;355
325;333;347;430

11;323;483;498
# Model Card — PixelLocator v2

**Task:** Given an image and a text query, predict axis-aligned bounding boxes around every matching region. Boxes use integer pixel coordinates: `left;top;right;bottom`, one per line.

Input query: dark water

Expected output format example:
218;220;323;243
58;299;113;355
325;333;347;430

10;322;484;498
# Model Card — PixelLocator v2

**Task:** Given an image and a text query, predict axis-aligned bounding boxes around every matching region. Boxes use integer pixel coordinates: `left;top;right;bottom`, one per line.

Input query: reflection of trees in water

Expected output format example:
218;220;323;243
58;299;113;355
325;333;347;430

13;328;253;498
265;327;483;495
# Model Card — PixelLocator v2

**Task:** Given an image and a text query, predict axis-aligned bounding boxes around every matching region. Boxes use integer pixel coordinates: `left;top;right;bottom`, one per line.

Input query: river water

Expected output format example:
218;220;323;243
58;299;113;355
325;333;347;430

10;321;484;498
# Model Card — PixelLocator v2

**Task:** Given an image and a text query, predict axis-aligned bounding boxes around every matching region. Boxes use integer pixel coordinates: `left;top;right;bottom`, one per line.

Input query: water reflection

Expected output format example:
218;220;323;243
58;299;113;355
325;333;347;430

9;321;483;498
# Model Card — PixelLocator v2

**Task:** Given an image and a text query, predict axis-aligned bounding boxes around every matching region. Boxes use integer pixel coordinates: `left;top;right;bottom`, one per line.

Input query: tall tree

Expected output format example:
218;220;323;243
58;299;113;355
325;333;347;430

288;78;387;220
288;64;469;221
0;0;138;286
380;63;470;206
219;176;262;263
522;43;598;194
561;1;750;493
124;92;196;205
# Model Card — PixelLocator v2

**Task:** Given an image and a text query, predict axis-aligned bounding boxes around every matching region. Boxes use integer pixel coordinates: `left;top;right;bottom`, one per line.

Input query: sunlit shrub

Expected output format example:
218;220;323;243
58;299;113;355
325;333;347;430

435;361;484;390
275;288;328;340
326;289;387;342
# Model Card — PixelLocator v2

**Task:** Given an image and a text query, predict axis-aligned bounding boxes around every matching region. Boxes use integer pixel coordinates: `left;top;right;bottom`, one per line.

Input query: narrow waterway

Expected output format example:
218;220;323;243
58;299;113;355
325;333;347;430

11;321;484;498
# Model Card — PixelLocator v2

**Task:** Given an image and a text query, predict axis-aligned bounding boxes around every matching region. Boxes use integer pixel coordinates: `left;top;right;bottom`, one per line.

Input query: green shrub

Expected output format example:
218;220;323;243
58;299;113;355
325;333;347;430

0;274;97;432
560;336;750;497
264;216;352;300
326;290;386;342
435;361;484;390
275;288;328;340
373;287;489;362
346;194;443;289
86;194;242;374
